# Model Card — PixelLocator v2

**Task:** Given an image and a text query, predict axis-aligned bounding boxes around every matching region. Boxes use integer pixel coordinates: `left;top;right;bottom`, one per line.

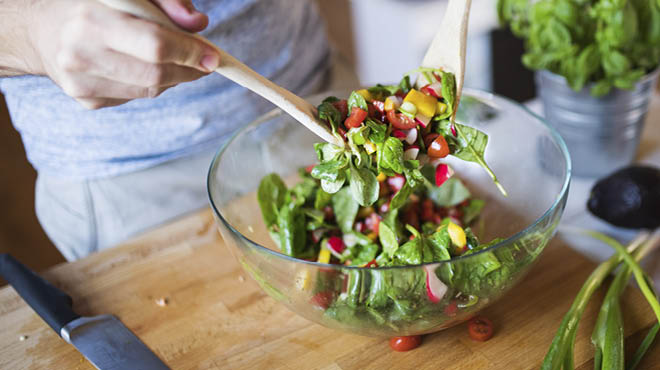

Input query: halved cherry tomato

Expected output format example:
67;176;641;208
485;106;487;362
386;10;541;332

389;335;422;352
365;259;378;268
332;100;348;120
427;135;450;158
345;107;368;129
310;291;335;310
468;316;494;342
386;109;417;130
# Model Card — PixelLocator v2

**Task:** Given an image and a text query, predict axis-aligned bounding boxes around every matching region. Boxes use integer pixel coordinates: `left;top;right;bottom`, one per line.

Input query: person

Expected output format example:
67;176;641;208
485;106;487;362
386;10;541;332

0;0;330;261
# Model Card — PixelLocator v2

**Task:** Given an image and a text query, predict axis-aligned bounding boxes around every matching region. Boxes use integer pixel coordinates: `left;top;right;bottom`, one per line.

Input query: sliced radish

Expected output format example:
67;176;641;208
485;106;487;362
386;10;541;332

327;236;345;255
402;128;418;145
450;123;458;137
425;265;447;303
435;163;454;187
392;129;407;140
403;145;420;160
429;157;444;168
311;229;326;243
421;82;442;98
387;174;406;193
414;113;431;128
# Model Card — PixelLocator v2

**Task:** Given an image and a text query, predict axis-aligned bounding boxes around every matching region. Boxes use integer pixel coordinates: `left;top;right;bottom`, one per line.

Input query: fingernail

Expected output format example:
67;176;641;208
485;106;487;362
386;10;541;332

200;54;220;71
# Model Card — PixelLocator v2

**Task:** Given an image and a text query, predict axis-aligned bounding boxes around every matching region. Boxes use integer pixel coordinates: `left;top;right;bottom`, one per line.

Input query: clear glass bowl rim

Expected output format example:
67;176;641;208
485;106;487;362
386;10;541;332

207;88;572;271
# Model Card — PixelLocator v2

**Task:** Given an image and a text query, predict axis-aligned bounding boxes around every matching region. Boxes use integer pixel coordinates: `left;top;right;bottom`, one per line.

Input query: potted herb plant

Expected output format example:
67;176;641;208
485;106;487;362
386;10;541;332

497;0;660;177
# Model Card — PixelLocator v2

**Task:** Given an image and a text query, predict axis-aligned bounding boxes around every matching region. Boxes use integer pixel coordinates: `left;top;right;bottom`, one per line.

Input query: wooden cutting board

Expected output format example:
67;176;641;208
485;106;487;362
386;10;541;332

0;209;658;370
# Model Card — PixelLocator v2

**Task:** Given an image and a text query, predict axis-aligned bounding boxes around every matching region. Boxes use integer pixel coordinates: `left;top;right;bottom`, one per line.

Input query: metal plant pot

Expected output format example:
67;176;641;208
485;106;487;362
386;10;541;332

535;69;659;177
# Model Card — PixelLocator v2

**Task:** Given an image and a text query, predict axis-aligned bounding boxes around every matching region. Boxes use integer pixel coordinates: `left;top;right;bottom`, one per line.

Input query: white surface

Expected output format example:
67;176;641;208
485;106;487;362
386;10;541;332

349;0;498;90
527;94;660;283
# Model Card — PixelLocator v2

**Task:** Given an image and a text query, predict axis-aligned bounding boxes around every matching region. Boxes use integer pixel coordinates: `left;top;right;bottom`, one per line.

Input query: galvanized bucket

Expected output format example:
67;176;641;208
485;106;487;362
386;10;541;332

535;69;659;177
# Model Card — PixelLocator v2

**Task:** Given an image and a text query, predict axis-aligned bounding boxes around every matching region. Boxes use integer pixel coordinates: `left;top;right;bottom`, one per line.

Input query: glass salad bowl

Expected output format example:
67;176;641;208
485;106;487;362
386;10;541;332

207;89;571;337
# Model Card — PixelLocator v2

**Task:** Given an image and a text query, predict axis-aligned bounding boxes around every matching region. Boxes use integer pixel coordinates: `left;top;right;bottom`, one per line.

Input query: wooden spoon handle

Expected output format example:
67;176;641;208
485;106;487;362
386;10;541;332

421;0;472;119
96;0;340;145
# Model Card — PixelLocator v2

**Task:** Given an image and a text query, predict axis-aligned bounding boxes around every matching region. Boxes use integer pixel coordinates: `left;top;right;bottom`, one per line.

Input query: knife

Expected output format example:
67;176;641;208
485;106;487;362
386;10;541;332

0;254;170;370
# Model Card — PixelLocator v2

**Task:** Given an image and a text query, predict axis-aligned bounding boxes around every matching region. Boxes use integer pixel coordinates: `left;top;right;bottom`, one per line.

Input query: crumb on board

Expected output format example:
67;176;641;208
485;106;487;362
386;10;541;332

248;226;254;233
155;297;169;307
19;335;28;341
238;275;245;283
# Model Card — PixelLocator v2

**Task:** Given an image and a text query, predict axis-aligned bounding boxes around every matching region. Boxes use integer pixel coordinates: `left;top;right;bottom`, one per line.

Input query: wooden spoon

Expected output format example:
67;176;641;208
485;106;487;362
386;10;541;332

96;0;342;146
420;0;472;120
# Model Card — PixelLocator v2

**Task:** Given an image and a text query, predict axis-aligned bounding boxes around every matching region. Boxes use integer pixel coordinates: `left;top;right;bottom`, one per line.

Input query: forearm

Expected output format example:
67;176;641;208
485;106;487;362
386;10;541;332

0;0;41;77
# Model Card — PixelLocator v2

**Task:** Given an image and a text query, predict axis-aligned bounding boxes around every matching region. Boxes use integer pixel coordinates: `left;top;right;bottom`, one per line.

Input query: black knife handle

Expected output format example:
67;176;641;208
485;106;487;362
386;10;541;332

0;254;79;335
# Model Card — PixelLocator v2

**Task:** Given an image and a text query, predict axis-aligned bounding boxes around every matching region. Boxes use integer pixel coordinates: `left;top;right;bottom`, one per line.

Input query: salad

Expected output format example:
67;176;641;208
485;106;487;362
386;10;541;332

256;68;524;331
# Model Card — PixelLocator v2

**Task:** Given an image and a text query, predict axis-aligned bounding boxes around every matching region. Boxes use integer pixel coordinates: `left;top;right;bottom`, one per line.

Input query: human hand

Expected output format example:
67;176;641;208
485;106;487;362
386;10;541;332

28;0;220;109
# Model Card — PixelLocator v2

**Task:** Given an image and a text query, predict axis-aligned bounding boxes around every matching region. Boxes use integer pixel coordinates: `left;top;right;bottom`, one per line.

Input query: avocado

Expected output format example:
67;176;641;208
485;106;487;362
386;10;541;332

587;165;660;229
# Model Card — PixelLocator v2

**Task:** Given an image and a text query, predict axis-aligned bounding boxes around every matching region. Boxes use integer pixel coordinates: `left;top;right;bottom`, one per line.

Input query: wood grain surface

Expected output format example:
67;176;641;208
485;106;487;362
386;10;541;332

0;209;658;370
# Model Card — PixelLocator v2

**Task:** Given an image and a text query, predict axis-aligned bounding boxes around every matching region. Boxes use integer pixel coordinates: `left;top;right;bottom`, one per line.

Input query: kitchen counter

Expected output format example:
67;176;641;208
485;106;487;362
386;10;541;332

0;209;658;369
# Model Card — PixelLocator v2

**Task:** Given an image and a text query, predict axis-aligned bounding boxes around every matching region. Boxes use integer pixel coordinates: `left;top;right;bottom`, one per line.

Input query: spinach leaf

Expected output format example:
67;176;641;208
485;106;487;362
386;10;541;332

398;75;412;94
462;198;485;225
278;203;307;257
365;119;387;144
441;71;457;114
314;142;344;162
347;91;368;112
257;173;287;227
390;182;413;210
381;137;404;174
317;101;342;133
314;188;332;210
403;160;426;188
366;271;389;308
392;237;423;265
349;243;379;266
349;160;380;206
332;187;360;233
379;222;399;258
427;177;471;207
321;174;346;194
290;178;317;206
311;157;348;182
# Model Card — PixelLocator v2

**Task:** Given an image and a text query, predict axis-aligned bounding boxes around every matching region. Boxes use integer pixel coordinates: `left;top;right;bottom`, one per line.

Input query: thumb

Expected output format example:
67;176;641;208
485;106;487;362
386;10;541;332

151;0;209;33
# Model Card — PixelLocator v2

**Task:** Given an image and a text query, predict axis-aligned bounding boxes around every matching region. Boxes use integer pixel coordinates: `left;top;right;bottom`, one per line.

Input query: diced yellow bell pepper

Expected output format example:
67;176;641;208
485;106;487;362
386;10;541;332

295;270;311;291
404;89;437;117
437;101;448;114
367;232;378;241
317;249;331;264
376;172;387;182
356;89;373;101
364;140;377;154
384;96;398;111
447;221;466;247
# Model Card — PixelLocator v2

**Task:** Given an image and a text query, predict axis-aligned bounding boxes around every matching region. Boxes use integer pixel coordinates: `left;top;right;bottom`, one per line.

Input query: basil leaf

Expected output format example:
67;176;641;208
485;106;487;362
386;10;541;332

379;222;399;258
332;186;360;233
382;137;404;174
257;173;287;227
427;177;471;207
278;203;307;257
349;161;380;207
347;91;368;112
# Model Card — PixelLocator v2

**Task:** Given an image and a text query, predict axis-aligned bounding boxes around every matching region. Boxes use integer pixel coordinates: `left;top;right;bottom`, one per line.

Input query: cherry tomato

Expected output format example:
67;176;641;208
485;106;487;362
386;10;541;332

427;135;450;158
365;212;381;234
332;100;348;120
305;164;315;173
386;109;417;130
468;316;494;342
389;335;422;352
310;291;335;310
365;259;378;268
372;100;385;114
345;107;368;129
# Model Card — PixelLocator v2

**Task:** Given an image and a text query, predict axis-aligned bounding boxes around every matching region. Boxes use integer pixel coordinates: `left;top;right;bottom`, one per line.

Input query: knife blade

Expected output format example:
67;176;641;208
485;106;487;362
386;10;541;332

0;254;170;370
